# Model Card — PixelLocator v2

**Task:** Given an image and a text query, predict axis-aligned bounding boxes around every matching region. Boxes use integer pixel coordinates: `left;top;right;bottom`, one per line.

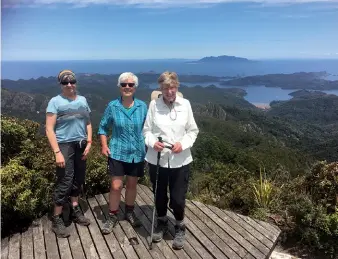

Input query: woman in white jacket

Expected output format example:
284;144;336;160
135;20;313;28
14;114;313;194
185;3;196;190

143;71;199;250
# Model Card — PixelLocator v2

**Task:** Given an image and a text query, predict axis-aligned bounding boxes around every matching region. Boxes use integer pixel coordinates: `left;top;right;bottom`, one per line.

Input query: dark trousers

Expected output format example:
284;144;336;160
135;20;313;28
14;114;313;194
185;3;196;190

149;163;190;221
53;141;86;206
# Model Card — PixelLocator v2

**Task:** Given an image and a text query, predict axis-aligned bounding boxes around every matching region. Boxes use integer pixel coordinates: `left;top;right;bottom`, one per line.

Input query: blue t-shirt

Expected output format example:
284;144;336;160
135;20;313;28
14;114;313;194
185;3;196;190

46;94;91;143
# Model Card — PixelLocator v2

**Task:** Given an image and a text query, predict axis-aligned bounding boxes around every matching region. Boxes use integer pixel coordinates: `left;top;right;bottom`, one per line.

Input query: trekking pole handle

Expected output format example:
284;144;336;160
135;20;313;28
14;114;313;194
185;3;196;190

157;137;162;159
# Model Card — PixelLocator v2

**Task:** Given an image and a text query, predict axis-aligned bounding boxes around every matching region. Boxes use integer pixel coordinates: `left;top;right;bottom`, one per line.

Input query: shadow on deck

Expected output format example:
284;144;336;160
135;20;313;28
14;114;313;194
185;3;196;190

1;184;281;259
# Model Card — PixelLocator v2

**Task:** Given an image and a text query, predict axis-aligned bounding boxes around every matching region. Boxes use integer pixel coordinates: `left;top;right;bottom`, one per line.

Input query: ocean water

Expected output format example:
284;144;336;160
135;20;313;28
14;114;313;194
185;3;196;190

2;59;338;104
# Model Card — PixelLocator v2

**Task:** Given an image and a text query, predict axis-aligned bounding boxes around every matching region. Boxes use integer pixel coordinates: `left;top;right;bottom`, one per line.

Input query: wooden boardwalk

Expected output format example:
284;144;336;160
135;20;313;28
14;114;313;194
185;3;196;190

1;184;281;259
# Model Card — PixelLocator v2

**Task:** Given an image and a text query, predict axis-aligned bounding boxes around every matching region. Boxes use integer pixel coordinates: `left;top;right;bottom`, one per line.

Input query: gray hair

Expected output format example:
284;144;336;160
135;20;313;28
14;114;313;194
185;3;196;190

117;72;139;87
158;71;179;88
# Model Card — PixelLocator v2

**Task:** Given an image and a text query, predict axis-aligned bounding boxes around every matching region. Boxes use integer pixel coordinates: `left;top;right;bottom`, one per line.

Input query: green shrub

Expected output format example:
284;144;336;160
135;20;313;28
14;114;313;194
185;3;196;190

1;115;40;165
305;161;338;213
288;195;338;257
1;159;53;235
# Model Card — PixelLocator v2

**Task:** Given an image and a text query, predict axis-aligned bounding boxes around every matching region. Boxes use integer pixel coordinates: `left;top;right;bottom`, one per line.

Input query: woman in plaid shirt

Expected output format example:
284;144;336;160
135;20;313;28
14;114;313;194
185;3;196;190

98;72;148;234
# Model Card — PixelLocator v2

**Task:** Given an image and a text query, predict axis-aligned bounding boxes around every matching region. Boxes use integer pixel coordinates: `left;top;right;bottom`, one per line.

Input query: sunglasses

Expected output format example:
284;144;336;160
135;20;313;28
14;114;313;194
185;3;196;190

120;83;135;88
61;80;76;85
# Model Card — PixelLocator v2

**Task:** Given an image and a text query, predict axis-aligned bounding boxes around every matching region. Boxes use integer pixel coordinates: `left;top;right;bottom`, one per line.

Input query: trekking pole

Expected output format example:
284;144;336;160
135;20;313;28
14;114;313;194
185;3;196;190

149;136;162;250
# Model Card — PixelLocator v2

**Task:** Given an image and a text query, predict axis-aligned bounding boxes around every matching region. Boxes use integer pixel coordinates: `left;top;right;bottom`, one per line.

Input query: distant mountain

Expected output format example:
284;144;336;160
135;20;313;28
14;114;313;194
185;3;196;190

192;55;253;63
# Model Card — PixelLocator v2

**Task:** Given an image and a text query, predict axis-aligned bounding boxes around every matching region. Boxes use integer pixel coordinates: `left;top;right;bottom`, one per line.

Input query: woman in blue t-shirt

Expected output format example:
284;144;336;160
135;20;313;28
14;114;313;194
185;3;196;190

98;72;148;234
46;70;92;238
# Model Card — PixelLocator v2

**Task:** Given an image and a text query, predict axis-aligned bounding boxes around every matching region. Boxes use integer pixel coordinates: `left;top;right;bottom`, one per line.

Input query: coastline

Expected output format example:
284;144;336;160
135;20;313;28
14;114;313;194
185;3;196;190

252;102;271;109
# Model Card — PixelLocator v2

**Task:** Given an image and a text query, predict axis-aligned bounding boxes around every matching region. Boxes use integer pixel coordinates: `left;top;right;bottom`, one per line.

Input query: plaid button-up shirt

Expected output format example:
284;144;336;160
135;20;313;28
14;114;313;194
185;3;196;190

98;97;148;163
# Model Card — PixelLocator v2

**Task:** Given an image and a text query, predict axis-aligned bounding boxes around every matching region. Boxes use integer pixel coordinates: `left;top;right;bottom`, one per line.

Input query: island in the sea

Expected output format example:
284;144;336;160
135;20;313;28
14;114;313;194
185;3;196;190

186;55;254;64
220;71;338;90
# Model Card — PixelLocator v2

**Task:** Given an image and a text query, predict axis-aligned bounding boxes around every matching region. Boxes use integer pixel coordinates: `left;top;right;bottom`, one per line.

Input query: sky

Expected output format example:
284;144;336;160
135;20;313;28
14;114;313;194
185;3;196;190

2;0;338;60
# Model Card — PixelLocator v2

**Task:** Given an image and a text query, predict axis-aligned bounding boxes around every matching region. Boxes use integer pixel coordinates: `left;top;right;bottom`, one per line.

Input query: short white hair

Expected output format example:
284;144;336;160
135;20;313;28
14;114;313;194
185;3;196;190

117;72;139;87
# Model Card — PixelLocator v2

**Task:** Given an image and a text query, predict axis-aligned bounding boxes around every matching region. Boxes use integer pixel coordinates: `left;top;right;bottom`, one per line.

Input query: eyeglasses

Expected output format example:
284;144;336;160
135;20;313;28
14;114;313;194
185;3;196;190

61;80;76;85
120;83;135;88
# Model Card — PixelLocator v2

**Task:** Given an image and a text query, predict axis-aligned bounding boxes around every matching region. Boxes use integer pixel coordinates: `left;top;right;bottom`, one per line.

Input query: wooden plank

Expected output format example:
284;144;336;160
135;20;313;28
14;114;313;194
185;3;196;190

135;187;203;259
135;187;195;259
253;219;280;238
41;216;59;259
1;237;9;259
185;200;245;258
138;184;228;259
193;201;270;257
113;197;156;259
56;236;72;259
8;233;20;259
33;218;47;259
131;193;180;259
115;191;176;259
244;253;256;259
21;226;34;259
67;220;86;259
237;215;276;242
75;209;100;259
137;186;213;259
79;198;113;259
117;191;166;259
88;195;132;259
221;208;274;248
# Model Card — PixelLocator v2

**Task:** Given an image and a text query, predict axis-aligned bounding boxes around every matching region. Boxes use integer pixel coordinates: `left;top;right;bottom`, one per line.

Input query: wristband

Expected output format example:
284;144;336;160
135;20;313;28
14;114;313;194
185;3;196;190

87;140;92;144
54;150;61;154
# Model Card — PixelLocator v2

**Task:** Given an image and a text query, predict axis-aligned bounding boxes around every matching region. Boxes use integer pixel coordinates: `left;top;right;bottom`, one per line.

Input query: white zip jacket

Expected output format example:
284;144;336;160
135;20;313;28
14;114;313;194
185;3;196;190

143;95;199;168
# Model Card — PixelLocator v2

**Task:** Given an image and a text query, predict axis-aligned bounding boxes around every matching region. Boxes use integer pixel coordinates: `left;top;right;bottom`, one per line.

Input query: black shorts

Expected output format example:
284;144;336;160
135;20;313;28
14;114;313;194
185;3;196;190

107;157;145;178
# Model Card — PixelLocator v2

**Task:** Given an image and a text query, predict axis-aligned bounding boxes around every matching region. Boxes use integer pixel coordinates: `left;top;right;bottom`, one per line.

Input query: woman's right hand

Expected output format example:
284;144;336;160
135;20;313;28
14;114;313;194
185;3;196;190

55;153;65;168
101;146;111;157
154;141;165;152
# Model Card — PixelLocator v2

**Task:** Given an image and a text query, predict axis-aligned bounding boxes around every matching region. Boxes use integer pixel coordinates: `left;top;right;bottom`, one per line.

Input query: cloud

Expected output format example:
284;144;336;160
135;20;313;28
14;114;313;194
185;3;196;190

2;0;338;8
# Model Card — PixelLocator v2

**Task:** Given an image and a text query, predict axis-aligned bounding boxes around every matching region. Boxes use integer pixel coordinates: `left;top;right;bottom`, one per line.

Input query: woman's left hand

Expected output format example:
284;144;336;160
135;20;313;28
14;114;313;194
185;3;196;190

82;143;92;160
171;142;182;153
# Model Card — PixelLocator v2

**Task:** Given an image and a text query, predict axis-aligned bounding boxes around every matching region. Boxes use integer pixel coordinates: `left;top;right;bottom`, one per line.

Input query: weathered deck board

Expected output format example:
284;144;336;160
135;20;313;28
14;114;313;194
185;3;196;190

8;233;20;259
74;203;100;259
133;191;182;259
1;184;280;259
220;207;274;247
1;237;9;259
192;201;268;258
137;185;213;259
67;218;86;259
79;198;113;259
32;218;46;259
185;200;245;258
137;185;212;259
117;191;174;259
137;186;206;259
139;184;229;259
21;226;34;259
237;214;277;242
91;194;134;259
41;216;59;259
118;190;167;259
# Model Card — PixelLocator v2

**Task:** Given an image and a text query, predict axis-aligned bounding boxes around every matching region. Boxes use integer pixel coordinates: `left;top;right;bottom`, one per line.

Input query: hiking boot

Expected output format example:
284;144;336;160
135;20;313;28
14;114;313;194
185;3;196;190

71;205;90;226
172;224;186;250
125;210;142;228
101;213;118;234
152;218;168;243
51;215;70;238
